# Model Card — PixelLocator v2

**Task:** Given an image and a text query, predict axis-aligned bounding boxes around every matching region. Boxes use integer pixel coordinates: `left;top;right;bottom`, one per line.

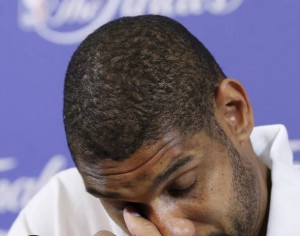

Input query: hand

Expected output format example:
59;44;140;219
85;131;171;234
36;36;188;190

123;206;161;236
94;230;116;236
93;206;161;236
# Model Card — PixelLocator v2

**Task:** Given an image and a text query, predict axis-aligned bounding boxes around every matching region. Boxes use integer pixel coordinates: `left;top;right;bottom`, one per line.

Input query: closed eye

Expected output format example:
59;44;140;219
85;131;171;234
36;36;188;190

168;178;197;197
168;166;197;196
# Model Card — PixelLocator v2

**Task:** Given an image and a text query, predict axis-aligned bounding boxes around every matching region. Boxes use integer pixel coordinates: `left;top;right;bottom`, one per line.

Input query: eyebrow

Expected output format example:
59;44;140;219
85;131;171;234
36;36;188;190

154;155;194;187
86;155;194;200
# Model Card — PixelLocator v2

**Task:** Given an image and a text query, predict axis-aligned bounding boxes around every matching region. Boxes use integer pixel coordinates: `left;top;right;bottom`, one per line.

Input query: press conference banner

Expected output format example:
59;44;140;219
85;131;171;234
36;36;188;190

1;1;300;234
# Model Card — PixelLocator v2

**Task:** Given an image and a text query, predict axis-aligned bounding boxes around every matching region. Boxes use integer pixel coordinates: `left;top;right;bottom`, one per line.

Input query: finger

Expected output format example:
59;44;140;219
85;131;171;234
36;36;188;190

123;206;162;236
93;230;116;236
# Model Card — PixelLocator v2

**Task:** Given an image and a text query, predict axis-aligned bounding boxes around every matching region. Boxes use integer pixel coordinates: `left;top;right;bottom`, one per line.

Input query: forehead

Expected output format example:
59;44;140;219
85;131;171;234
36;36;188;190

79;131;223;195
79;131;185;177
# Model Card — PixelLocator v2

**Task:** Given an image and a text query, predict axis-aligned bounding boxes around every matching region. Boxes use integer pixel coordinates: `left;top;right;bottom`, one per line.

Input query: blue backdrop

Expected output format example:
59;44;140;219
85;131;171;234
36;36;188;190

1;0;300;234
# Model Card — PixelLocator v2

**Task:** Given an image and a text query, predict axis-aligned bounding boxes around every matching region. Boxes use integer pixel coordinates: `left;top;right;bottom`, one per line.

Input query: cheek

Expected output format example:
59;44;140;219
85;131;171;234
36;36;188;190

197;152;233;200
176;158;235;224
231;160;262;231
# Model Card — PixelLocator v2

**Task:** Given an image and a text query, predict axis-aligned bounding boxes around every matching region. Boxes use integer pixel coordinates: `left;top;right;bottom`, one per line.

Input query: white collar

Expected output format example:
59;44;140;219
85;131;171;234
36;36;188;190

251;124;300;235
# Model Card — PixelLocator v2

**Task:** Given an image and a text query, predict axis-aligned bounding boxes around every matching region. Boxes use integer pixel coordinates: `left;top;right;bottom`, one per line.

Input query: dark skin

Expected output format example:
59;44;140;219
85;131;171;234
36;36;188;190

78;79;270;236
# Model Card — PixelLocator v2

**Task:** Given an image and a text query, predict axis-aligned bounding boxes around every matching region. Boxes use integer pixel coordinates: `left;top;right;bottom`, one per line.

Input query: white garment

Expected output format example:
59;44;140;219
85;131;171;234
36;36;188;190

7;125;300;236
250;125;300;235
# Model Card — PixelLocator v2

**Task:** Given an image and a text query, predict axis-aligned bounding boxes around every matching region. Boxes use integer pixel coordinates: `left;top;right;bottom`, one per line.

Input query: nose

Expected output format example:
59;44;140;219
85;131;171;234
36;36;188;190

156;217;196;236
146;200;196;236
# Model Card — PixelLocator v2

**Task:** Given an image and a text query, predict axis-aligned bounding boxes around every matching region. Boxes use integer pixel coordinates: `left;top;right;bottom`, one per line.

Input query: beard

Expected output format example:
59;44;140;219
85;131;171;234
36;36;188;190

232;151;261;235
214;124;262;236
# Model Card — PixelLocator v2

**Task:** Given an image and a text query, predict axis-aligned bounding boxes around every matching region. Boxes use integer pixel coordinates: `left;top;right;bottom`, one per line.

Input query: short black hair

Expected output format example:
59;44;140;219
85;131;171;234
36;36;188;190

64;15;226;164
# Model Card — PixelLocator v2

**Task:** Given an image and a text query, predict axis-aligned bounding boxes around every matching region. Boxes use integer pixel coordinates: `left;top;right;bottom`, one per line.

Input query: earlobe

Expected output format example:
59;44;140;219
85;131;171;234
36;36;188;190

214;79;254;143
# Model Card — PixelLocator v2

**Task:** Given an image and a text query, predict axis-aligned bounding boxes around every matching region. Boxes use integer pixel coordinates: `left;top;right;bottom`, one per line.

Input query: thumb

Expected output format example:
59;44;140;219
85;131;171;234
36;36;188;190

94;230;116;236
123;206;162;236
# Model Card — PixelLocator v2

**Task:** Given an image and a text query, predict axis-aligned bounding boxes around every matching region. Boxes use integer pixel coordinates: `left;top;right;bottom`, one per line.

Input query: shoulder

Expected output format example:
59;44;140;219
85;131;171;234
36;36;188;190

8;168;118;236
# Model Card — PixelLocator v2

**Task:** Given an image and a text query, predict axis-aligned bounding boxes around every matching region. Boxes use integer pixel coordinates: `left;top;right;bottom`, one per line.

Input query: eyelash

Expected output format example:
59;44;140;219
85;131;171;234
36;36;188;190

168;180;197;197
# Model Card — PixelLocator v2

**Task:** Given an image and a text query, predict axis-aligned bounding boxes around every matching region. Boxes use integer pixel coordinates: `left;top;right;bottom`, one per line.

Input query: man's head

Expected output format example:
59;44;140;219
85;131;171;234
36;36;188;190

64;15;269;235
64;15;225;162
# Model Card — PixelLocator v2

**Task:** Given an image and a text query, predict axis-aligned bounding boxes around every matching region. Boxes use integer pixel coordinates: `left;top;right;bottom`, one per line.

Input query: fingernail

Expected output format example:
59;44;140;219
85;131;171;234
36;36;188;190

124;206;140;217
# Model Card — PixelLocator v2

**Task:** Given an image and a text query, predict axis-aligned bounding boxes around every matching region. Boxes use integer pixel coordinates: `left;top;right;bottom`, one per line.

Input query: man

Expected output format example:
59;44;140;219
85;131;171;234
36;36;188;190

8;15;300;236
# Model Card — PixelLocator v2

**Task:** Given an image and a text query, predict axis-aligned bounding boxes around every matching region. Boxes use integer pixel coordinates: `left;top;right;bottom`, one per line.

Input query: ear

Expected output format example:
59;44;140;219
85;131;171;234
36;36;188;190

214;79;254;143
